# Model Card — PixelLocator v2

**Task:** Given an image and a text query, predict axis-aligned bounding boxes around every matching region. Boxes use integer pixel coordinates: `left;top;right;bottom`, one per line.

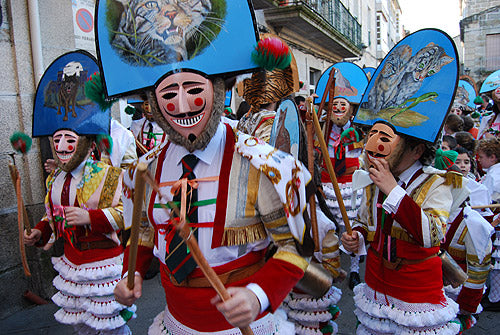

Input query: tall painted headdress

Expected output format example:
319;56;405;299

32;50;110;137
480;69;500;93
314;62;369;105
453;79;476;112
355;29;459;143
95;0;259;97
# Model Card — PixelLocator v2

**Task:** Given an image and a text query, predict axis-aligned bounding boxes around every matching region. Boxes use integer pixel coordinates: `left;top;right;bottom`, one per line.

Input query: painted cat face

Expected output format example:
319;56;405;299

112;0;222;66
155;71;213;141
411;43;453;82
331;98;353;127
364;123;402;168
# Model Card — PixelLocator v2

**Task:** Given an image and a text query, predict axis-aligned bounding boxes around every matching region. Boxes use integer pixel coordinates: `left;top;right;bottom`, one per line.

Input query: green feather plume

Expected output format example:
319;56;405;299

251;37;292;71
84;71;116;111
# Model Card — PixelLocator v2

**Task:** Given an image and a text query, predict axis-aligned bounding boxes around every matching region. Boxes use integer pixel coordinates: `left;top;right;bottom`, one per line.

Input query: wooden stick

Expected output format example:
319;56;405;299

135;139;148;156
470;204;500;210
308;98;352;234
323;70;337;146
9;164;31;276
319;69;337;146
127;162;148;289
141;171;254;333
306;109;320;252
141;171;254;334
168;201;254;335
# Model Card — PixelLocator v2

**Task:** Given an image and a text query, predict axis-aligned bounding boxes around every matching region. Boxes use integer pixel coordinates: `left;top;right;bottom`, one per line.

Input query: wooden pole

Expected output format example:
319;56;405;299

308;98;352;234
127;162;148;289
9;163;31;276
470;204;500;210
305;106;320;252
135;139;148;156
141;170;254;335
322;69;337;146
168;200;254;335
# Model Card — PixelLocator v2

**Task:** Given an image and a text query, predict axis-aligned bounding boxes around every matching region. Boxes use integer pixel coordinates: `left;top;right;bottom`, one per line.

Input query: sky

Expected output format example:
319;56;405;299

398;0;462;38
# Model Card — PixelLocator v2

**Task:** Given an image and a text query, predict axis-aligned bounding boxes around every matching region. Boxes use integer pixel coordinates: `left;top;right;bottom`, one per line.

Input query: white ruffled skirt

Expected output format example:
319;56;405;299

148;303;295;335
353;284;460;335
283;285;342;335
51;254;134;334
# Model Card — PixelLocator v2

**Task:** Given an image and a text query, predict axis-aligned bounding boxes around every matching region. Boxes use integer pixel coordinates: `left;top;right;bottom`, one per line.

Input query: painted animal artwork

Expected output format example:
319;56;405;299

455;85;470;106
275;106;291;154
363;43;454;115
334;70;357;97
57;62;83;121
110;0;226;66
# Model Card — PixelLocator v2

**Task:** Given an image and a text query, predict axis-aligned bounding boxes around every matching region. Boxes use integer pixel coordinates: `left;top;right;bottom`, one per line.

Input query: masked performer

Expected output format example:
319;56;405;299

342;30;463;334
238;35;343;335
25;51;131;334
97;2;313;333
314;62;368;290
130;95;166;153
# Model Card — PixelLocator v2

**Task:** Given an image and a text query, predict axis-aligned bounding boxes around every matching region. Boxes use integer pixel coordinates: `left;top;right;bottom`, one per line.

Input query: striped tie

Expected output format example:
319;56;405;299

165;154;199;284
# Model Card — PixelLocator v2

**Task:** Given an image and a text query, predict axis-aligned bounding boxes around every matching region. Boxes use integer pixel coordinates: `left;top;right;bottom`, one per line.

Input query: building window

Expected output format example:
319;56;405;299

309;68;321;95
486;33;500;71
376;13;381;46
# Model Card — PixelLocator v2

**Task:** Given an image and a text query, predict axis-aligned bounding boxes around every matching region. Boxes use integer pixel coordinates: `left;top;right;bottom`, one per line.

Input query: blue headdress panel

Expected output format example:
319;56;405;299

33;50;110;137
363;67;376;80
314;62;368;105
354;29;459;144
456;80;476;109
480;69;500;93
96;0;259;97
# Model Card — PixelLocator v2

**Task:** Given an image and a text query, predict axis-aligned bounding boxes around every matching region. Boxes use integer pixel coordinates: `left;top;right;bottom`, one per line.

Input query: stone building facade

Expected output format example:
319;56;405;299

460;0;500;85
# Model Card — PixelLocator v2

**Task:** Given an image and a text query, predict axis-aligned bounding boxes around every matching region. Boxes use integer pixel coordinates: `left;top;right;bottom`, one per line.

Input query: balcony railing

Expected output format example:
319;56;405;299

277;0;362;48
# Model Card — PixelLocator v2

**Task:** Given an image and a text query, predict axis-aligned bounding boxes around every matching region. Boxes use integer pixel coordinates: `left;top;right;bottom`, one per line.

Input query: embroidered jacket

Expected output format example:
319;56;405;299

121;123;311;331
442;208;492;313
353;165;455;305
34;159;125;265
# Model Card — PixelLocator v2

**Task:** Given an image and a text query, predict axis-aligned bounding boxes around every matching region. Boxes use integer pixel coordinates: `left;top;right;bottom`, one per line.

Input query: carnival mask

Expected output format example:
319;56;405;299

142;99;154;121
331;98;353;127
155;72;214;143
51;129;93;172
493;87;500;103
364;122;402;169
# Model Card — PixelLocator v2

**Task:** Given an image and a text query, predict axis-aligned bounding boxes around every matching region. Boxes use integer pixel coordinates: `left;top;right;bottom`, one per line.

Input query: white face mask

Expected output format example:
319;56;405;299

155;72;214;143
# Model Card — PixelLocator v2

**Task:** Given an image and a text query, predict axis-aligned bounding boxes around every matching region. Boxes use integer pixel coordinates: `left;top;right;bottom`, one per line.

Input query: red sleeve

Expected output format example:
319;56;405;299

34;220;53;247
457;286;483;313
249;258;304;312
353;226;368;241
88;209;114;234
122;245;155;278
391;194;424;245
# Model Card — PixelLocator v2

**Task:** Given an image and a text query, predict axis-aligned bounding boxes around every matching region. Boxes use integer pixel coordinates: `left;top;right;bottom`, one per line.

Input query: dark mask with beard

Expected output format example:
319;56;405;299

50;130;93;172
149;74;225;153
331;98;354;127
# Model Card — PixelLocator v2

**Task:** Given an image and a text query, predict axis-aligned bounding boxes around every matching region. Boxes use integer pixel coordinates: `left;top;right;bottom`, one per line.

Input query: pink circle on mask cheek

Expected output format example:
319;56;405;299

167;103;176;112
194;98;203;106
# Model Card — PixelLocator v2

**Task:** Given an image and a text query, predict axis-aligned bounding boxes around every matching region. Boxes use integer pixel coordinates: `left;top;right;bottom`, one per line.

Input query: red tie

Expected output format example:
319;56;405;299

61;173;72;206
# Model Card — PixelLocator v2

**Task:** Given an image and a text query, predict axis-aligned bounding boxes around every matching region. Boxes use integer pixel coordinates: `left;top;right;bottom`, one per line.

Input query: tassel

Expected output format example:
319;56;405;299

10;132;32;154
251;37;292;71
